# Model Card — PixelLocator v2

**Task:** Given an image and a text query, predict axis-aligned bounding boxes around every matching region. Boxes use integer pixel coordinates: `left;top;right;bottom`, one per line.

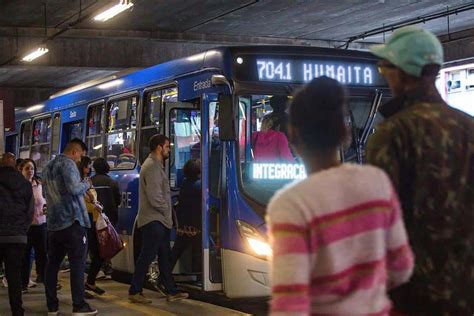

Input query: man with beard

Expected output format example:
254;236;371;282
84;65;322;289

128;134;188;304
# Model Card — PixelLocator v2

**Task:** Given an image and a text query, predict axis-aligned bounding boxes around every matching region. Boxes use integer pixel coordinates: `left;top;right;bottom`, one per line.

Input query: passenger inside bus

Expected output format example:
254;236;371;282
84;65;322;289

171;159;202;277
251;114;294;162
267;95;290;137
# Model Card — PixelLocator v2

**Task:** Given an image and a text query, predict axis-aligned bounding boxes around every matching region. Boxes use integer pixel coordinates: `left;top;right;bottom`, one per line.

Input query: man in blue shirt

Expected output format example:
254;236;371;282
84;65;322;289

42;138;97;316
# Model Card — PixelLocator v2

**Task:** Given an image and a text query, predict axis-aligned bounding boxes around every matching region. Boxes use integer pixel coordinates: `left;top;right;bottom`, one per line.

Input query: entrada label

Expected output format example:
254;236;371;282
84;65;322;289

193;79;212;91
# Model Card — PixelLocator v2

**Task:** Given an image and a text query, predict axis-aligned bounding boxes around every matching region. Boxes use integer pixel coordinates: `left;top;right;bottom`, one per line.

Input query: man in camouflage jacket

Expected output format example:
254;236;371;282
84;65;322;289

367;26;474;315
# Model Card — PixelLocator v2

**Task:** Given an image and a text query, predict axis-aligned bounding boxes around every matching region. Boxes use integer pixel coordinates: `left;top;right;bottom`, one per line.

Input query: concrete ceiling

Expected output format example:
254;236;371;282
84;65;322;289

1;0;474;107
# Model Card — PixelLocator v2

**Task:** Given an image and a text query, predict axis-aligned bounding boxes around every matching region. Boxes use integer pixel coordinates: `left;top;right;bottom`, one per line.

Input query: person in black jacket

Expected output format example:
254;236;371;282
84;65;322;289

0;152;33;316
170;159;202;274
91;158;121;226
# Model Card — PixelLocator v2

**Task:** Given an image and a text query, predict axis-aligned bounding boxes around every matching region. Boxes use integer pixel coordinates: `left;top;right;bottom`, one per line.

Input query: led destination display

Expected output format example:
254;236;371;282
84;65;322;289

254;58;384;86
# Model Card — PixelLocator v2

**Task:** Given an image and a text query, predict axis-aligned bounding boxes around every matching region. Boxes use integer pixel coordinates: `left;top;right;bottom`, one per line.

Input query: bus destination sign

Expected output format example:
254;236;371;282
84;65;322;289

255;58;383;86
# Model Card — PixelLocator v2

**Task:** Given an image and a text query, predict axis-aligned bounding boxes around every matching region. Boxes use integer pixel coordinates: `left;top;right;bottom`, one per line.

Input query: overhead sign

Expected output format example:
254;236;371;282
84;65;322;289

256;58;378;85
233;54;386;87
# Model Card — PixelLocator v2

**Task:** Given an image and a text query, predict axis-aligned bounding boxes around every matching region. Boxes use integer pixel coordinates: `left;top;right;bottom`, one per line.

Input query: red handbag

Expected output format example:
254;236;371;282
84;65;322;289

95;212;123;260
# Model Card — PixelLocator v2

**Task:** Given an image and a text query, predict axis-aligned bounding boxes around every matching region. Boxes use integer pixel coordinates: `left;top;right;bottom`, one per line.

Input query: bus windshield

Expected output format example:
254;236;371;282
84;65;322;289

238;94;382;206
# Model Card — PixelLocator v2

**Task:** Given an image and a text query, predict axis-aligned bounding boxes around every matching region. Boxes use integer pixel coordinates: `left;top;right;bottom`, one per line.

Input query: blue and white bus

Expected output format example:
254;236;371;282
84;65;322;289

5;46;388;298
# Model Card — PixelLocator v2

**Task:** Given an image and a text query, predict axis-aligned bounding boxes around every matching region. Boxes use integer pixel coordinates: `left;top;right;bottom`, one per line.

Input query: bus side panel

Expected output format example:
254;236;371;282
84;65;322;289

221;143;270;297
109;168;140;273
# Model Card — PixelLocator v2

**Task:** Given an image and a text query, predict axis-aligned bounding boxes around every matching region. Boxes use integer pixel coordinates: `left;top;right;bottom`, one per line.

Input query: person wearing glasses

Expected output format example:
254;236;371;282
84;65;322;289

367;26;474;315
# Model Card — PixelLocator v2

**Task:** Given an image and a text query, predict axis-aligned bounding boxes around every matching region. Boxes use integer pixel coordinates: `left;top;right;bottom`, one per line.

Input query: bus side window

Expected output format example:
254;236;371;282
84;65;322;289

5;134;18;156
140;89;162;164
86;104;104;161
19;120;32;159
209;101;221;197
139;87;177;164
106;96;138;169
50;113;61;159
31;116;52;173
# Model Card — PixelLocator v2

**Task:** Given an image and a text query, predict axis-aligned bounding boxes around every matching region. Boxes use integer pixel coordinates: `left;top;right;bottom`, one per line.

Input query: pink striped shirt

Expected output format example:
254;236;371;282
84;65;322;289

267;164;414;316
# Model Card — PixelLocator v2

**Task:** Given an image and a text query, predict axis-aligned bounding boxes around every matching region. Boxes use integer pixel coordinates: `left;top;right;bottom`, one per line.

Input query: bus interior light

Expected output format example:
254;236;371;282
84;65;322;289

236;220;272;258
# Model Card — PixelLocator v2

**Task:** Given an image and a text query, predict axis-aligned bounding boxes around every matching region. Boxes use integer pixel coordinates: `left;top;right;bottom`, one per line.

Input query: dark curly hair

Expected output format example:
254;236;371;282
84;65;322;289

78;156;92;179
19;158;40;182
183;159;201;180
289;76;348;151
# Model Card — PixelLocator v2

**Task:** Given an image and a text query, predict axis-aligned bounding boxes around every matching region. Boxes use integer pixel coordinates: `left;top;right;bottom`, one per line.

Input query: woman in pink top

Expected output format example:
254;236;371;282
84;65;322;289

267;77;414;315
19;159;47;291
252;114;294;162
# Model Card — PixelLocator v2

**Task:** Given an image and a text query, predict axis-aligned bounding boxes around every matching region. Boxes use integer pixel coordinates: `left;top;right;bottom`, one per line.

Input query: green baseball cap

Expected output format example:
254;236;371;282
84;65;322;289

370;26;443;77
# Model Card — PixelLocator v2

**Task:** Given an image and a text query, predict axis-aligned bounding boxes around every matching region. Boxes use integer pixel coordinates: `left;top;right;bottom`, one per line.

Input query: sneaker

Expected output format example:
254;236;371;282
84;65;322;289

154;280;167;296
28;279;37;288
60;268;71;273
47;308;59;316
85;283;105;295
21;287;29;294
56;283;62;291
2;277;7;288
166;291;189;302
129;293;152;304
72;303;97;315
95;271;106;280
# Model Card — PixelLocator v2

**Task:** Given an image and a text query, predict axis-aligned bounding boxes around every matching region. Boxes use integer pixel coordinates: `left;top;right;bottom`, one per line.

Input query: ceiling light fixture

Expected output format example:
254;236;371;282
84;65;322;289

94;0;134;22
22;47;49;62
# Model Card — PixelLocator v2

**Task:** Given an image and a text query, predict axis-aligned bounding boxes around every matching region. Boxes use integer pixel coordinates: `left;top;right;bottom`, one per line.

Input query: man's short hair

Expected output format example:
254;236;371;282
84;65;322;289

93;157;110;175
65;138;88;153
149;134;170;152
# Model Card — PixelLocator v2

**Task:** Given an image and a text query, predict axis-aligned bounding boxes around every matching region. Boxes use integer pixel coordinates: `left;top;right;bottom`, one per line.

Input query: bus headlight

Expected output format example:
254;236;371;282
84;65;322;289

236;220;272;258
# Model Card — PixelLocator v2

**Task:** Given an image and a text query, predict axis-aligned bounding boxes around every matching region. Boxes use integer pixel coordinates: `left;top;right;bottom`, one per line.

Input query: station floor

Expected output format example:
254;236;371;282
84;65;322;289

0;272;251;316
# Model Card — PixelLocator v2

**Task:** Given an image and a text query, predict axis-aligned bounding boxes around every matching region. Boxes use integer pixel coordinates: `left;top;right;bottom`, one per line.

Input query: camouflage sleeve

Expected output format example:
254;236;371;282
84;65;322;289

366;123;402;193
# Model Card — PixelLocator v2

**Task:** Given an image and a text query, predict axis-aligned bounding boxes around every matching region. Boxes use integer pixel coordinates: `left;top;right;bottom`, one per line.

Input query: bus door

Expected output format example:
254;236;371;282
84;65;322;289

163;101;207;285
201;93;223;291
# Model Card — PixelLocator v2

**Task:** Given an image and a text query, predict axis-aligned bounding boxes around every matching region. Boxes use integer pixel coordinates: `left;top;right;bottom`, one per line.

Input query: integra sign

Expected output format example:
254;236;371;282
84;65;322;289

252;163;307;180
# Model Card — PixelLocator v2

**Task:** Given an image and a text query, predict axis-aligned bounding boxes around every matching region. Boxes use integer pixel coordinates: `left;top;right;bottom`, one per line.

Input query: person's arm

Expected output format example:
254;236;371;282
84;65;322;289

385;182;414;289
24;183;34;223
366;122;402;192
268;194;311;316
143;164;169;214
61;159;90;196
37;183;47;216
111;180;121;207
277;133;294;162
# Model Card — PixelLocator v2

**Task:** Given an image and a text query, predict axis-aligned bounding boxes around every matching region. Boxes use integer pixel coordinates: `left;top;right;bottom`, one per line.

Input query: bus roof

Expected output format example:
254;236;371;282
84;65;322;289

15;45;378;120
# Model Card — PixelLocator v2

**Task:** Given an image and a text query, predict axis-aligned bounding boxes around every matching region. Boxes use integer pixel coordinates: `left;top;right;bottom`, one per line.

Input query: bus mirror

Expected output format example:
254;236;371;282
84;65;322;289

218;94;236;141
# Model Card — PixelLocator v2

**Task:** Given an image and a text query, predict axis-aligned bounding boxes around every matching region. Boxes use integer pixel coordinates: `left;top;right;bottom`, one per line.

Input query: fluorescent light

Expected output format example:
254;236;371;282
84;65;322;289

94;0;134;22
98;79;123;90
93;144;103;150
22;47;49;62
26;104;44;112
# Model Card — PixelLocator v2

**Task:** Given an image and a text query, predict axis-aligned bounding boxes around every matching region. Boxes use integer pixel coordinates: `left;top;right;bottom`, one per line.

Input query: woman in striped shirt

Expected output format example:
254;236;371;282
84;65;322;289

267;76;414;316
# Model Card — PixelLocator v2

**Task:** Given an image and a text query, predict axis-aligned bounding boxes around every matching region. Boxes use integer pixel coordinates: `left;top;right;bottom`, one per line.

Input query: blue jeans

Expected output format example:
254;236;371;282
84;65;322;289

129;221;177;295
45;221;88;310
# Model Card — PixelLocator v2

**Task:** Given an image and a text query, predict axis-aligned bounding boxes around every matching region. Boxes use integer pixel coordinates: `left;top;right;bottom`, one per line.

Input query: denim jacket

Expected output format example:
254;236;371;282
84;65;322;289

42;154;91;231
